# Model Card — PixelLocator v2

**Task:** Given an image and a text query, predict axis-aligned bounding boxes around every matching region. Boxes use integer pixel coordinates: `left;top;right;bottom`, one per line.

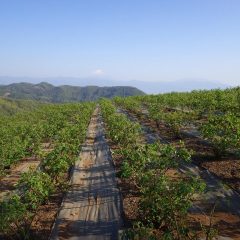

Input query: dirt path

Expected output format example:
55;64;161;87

117;107;240;239
0;157;40;200
50;107;123;240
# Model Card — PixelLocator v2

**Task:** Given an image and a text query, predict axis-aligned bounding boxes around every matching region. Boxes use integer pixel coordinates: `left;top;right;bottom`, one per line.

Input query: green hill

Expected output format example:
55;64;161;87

0;97;45;115
0;82;145;103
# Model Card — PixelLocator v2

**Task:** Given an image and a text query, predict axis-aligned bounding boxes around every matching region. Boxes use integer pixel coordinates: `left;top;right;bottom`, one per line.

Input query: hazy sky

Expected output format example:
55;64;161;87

0;0;240;85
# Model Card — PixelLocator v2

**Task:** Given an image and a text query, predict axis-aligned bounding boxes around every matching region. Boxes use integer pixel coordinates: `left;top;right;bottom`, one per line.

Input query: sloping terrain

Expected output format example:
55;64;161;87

0;158;40;200
0;97;44;115
0;82;144;102
117;107;240;239
50;107;123;240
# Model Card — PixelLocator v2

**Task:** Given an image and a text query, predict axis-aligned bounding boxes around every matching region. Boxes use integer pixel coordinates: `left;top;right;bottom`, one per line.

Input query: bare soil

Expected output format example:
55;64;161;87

130;109;240;193
118;108;240;239
0;142;54;201
105;132;140;228
0;157;40;200
29;190;65;240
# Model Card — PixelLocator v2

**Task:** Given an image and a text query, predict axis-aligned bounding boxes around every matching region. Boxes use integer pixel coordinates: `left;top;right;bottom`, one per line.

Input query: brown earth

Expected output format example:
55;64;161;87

0;157;40;200
116;107;240;239
128;109;240;194
29;190;65;240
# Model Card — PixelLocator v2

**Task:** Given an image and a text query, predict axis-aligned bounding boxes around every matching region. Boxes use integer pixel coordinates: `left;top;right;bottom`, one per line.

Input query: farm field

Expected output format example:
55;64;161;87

0;87;240;240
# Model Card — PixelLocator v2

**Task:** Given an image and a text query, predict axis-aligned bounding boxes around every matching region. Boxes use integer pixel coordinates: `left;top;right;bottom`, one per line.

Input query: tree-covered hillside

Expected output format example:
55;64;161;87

0;97;45;115
0;82;145;102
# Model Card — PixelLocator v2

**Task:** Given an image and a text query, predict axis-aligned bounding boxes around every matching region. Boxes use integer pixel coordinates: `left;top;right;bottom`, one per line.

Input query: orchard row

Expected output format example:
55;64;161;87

100;99;207;239
114;87;240;157
0;102;95;238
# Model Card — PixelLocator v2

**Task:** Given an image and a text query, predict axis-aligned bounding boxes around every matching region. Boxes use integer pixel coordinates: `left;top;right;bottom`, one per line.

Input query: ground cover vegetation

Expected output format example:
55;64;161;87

100;99;207;239
0;102;95;239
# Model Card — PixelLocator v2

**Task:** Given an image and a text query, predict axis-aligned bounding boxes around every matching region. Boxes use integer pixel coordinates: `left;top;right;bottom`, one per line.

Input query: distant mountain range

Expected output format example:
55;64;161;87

0;82;144;103
0;76;231;94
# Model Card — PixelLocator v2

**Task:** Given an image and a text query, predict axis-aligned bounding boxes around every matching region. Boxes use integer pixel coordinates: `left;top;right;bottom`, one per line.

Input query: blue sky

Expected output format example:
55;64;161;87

0;0;240;85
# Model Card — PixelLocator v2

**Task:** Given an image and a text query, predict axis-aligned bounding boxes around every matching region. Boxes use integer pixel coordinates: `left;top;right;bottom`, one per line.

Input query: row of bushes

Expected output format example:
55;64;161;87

100;99;207;239
0;103;95;239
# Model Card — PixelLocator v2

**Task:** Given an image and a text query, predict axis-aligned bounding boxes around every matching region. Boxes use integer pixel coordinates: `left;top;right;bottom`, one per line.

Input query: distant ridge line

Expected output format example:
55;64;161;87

0;82;145;103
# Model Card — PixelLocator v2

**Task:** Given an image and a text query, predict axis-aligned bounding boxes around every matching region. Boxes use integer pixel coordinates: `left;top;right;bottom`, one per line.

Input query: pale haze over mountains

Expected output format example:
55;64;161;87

0;76;230;94
1;0;240;95
1;1;239;94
